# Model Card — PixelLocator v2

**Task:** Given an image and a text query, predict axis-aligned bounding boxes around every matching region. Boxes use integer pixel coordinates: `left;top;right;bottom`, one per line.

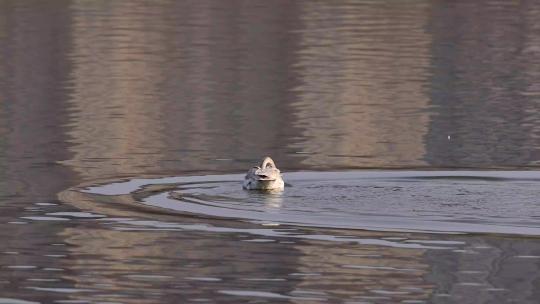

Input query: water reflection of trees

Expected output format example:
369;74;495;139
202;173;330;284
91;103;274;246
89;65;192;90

1;0;540;303
62;0;305;180
289;1;433;169
425;0;540;168
59;188;540;303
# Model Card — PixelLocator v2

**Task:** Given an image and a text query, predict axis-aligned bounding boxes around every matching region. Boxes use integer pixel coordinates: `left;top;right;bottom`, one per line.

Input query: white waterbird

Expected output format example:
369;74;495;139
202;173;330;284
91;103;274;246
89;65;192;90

243;157;285;191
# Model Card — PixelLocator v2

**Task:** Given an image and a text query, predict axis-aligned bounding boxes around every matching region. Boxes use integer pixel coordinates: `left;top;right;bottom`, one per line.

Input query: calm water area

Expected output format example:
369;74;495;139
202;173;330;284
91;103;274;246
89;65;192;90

1;1;540;303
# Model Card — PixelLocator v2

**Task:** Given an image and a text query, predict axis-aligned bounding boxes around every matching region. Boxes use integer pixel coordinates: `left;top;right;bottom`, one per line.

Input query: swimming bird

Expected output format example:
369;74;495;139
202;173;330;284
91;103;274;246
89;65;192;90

243;157;285;191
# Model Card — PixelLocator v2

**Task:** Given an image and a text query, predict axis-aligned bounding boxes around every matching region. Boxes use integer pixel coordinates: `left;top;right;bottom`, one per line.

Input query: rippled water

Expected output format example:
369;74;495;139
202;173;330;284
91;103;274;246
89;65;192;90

1;0;540;303
81;171;540;235
56;171;540;303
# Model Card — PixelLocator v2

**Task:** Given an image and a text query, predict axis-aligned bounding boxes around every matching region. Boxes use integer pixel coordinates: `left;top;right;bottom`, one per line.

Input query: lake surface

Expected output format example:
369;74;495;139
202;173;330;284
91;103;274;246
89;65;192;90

1;1;540;303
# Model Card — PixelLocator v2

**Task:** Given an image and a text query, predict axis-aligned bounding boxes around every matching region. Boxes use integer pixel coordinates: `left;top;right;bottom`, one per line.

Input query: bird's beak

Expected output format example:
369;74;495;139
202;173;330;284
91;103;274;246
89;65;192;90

255;168;276;181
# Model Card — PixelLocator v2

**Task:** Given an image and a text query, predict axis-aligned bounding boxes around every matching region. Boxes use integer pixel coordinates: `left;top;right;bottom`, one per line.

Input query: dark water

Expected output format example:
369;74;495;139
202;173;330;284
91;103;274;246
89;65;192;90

80;171;540;235
1;1;540;303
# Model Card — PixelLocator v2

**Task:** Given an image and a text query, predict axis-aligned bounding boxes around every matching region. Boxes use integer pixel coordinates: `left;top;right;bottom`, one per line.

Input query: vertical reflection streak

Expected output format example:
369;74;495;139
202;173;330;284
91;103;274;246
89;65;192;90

290;0;433;169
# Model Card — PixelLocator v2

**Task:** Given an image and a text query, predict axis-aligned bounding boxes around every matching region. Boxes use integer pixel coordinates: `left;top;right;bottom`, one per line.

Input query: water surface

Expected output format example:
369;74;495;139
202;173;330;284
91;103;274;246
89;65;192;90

81;171;540;235
1;0;540;303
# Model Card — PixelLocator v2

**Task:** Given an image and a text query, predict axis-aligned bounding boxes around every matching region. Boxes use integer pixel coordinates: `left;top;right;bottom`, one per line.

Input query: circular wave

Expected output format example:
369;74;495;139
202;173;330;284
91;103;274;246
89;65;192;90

74;171;540;236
